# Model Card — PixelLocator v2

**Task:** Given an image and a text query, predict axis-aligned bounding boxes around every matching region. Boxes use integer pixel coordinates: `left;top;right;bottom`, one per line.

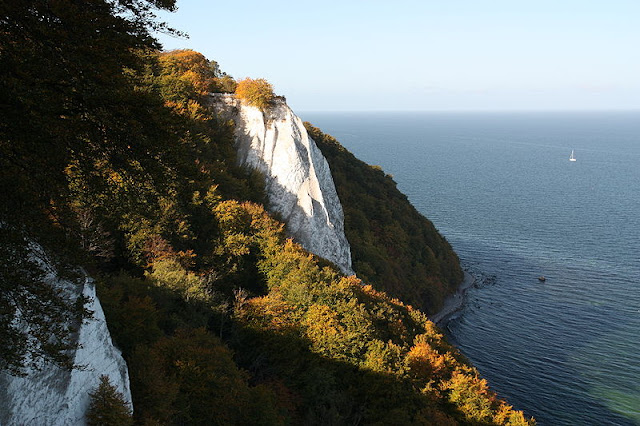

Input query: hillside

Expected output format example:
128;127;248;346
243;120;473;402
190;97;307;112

306;124;464;314
1;1;533;424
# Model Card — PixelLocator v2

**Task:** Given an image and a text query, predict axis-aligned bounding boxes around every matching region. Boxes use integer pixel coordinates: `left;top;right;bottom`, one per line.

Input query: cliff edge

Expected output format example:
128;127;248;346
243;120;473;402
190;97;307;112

210;94;353;275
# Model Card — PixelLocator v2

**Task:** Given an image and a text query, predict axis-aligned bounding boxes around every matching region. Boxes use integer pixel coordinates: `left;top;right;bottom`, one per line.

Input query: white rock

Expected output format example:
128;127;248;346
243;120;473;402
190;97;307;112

0;254;131;426
211;94;353;274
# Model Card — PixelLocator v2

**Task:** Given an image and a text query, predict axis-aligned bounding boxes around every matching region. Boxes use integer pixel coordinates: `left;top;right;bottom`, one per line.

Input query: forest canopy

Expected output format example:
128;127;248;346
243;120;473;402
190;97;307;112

0;0;180;373
1;1;533;424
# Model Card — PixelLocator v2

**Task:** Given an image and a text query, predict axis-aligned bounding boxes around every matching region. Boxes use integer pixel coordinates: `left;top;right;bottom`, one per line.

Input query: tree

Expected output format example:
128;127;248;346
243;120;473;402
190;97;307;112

235;78;275;110
157;49;236;97
129;328;285;425
0;0;178;372
86;375;133;426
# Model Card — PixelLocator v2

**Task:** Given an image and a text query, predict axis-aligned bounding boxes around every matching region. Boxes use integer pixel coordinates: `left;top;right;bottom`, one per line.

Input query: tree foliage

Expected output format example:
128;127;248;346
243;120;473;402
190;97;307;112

91;52;533;422
86;375;133;426
1;3;533;420
0;231;83;374
0;0;183;372
235;78;275;110
129;328;285;425
305;123;464;314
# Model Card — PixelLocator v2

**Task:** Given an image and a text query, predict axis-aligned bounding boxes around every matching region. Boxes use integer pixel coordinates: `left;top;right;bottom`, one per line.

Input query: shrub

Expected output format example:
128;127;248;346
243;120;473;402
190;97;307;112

235;78;275;110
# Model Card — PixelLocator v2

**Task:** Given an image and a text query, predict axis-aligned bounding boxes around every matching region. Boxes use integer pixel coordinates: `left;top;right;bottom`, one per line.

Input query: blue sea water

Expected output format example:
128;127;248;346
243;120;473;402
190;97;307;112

302;111;640;426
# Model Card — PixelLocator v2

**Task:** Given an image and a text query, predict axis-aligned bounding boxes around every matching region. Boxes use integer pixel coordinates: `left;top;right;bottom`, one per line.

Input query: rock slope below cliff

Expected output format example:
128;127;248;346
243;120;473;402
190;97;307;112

210;94;353;274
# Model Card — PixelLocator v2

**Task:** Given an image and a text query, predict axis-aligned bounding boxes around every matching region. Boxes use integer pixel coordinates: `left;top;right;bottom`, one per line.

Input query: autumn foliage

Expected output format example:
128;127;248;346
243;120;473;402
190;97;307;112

1;3;535;420
306;123;464;314
235;78;275;110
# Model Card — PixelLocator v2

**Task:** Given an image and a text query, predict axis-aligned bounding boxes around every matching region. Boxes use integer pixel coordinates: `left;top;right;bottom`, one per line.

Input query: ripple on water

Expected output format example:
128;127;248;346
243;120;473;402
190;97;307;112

304;111;640;426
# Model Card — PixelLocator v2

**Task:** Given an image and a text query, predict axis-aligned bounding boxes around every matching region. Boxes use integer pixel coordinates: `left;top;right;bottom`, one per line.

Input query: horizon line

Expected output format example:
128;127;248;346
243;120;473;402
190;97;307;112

297;108;640;114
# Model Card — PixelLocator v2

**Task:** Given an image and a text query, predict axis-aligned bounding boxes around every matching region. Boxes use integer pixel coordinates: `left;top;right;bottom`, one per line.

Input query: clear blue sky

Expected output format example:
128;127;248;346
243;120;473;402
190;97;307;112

155;0;640;112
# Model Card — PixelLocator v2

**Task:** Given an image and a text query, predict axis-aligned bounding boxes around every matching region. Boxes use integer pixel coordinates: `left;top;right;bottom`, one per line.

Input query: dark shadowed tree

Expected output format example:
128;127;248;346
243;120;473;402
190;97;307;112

0;0;178;373
86;375;133;426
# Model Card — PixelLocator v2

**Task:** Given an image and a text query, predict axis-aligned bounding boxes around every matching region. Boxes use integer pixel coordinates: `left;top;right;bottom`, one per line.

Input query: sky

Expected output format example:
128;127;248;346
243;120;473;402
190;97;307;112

154;0;640;112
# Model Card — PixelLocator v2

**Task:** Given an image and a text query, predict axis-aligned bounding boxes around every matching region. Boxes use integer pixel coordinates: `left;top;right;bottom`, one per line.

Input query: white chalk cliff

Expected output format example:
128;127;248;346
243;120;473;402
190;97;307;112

211;94;353;274
0;249;131;426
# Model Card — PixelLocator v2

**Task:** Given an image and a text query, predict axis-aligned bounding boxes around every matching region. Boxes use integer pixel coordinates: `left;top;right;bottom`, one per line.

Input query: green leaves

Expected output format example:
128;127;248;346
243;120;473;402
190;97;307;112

0;228;82;374
86;375;133;426
0;0;179;371
305;122;464;314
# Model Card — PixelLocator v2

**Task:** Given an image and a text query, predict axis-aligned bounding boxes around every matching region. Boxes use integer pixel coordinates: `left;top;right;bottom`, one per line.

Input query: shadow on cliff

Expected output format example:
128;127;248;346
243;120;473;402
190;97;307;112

238;140;352;275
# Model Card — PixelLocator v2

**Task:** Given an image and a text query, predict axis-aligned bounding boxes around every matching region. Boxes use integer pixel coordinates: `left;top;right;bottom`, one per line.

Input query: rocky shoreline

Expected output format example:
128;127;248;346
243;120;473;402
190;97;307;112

430;271;475;326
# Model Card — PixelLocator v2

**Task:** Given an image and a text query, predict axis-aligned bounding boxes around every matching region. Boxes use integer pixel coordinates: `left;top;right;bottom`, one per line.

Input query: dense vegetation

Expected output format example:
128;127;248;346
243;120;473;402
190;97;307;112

306;125;463;314
1;0;184;374
1;1;533;424
98;199;534;424
87;376;134;426
235;78;275;110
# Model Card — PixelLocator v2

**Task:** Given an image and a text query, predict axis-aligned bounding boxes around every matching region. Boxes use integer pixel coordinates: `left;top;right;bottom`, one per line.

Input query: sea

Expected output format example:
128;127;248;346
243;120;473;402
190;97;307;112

302;111;640;426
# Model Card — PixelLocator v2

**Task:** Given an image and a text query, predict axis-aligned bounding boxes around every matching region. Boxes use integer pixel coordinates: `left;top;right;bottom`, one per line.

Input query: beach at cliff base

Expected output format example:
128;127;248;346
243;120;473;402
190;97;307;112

430;271;475;326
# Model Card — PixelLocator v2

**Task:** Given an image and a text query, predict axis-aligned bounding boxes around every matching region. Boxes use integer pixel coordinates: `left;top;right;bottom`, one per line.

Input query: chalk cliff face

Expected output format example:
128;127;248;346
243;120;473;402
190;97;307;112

211;94;353;274
0;252;131;426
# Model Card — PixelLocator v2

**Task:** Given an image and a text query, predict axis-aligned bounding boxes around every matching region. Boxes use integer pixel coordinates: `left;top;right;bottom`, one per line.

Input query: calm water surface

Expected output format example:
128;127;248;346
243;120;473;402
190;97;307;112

302;111;640;426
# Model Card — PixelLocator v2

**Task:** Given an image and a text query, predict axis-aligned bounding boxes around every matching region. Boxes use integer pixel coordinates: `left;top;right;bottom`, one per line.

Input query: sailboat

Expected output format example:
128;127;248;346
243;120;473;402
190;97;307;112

569;150;577;162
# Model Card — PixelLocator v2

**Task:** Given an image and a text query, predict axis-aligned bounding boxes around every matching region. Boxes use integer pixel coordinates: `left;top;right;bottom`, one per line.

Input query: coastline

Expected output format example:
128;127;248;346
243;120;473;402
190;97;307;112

430;271;475;326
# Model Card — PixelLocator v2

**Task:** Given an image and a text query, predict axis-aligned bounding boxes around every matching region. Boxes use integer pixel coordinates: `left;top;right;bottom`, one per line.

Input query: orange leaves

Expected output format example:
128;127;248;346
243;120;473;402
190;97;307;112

235;78;275;110
405;342;451;384
303;304;345;354
155;50;229;118
238;294;298;334
157;50;216;95
143;234;175;266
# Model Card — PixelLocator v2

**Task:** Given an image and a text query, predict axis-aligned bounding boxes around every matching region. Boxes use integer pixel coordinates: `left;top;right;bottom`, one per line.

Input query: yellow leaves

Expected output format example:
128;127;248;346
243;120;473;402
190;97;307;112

439;370;535;424
336;275;362;291
180;70;207;93
148;258;205;302
185;99;209;121
363;339;404;374
157;49;216;94
235;78;275;110
494;403;516;425
107;170;124;186
443;371;493;420
214;200;253;233
238;294;298;333
164;98;209;120
204;184;221;209
493;400;535;425
213;200;286;261
222;233;252;256
421;321;444;342
405;342;449;382
304;304;343;340
302;304;350;359
158;50;211;78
